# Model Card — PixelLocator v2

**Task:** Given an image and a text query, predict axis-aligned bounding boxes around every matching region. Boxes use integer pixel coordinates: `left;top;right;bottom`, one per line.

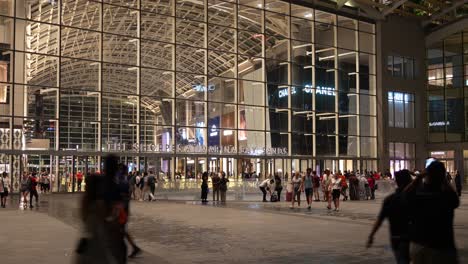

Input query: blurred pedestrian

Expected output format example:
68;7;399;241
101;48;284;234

368;174;376;200
367;170;412;264
405;161;459;264
322;169;332;209
211;172;220;202
290;172;302;209
274;174;283;202
340;173;348;201
312;171;320;202
20;173;30;209
304;168;314;210
201;172;209;203
330;173;342;211
0;172;10;208
29;173;39;209
74;155;127;264
219;172;229;203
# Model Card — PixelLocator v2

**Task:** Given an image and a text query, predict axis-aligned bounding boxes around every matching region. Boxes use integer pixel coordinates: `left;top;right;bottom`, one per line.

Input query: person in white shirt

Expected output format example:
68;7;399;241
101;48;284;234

331;173;342;211
259;179;274;202
290;172;303;209
0;172;10;208
322;169;333;210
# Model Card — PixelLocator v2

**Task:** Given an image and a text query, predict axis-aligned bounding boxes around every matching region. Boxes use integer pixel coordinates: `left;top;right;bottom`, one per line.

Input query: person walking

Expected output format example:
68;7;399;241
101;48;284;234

290;172;303;209
312;171;320;202
76;170;84;192
75;155;127;264
19;173;30;209
368;174;376;200
274;174;283;202
349;173;359;200
367;170;413;264
29;173;39;209
322;169;332;209
128;171;137;200
211;172;221;202
201;172;209;203
219;173;229;203
340;173;348;201
0;172;10;208
43;173;50;193
405;161;460;264
148;172;157;201
303;168;314;210
259;178;273;202
330;173;342;211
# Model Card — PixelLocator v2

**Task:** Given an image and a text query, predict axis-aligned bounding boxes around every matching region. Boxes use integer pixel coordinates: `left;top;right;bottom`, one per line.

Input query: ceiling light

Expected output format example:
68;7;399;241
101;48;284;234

257;4;262;8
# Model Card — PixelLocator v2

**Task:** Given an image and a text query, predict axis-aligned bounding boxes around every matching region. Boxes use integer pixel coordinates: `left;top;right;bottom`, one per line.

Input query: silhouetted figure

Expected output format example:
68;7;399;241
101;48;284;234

367;170;412;264
201;172;208;203
406;161;459;264
75;155;127;264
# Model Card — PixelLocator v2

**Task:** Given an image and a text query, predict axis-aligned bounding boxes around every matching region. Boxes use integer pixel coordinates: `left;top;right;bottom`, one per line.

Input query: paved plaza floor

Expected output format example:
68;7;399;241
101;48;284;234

1;192;468;264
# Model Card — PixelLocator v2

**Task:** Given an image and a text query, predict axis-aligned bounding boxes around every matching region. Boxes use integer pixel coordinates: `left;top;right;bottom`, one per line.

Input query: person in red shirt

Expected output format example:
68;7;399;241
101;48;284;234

29;173;39;208
76;171;83;192
339;173;348;201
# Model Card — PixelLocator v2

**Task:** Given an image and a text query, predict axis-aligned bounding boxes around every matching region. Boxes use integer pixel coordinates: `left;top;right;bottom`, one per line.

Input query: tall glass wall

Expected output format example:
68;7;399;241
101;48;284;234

427;30;468;142
0;0;376;190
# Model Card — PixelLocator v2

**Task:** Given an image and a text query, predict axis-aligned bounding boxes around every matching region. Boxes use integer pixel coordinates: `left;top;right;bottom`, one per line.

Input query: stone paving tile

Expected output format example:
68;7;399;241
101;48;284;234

0;193;467;263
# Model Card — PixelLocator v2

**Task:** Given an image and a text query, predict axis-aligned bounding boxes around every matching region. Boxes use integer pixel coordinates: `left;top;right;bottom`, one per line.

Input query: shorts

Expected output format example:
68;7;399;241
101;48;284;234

332;189;341;200
305;188;313;197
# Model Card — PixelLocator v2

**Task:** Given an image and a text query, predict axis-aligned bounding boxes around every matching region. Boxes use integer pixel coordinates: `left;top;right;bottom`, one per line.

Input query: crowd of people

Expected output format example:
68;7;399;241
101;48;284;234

256;169;385;210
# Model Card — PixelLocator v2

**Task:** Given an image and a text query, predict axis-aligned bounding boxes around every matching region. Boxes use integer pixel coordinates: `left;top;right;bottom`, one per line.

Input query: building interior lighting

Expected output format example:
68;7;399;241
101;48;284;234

223;130;233;136
127;67;138;71
304;13;313;18
292;43;312;49
238;66;253;74
319;51;355;61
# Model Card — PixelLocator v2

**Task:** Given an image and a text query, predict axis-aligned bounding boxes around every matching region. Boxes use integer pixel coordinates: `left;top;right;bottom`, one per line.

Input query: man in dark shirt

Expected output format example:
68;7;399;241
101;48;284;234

405;161;459;264
367;169;412;264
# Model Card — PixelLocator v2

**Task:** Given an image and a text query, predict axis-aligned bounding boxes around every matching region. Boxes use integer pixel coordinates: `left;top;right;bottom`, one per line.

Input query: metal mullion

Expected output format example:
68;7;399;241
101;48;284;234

355;19;360;158
234;0;239;157
204;0;208;156
97;0;103;168
333;17;338;158
136;0;141;168
311;18;316;158
171;0;177;163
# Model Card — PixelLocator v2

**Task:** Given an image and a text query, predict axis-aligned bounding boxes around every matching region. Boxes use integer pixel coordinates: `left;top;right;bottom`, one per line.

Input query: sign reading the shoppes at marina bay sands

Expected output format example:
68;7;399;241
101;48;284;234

106;142;287;156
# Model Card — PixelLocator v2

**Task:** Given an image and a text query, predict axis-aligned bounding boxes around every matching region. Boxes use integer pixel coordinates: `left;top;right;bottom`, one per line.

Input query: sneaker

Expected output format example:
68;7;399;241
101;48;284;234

290;206;294;209
128;246;142;258
336;208;340;212
307;206;311;210
29;205;34;209
327;206;331;210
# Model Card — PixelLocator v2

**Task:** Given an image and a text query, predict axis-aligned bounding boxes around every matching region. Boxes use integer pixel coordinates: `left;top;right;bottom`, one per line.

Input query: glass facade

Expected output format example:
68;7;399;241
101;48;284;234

0;0;376;191
389;142;415;176
427;30;468;142
388;91;414;128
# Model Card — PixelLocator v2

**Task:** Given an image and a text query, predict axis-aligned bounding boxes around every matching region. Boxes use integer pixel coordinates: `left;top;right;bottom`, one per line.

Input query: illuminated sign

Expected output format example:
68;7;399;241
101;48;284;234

209;125;218;137
278;85;335;98
192;85;215;92
429;121;450;127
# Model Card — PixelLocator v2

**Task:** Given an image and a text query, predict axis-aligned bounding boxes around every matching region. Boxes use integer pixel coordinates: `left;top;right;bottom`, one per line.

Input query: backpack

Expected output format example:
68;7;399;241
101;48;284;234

270;192;278;202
